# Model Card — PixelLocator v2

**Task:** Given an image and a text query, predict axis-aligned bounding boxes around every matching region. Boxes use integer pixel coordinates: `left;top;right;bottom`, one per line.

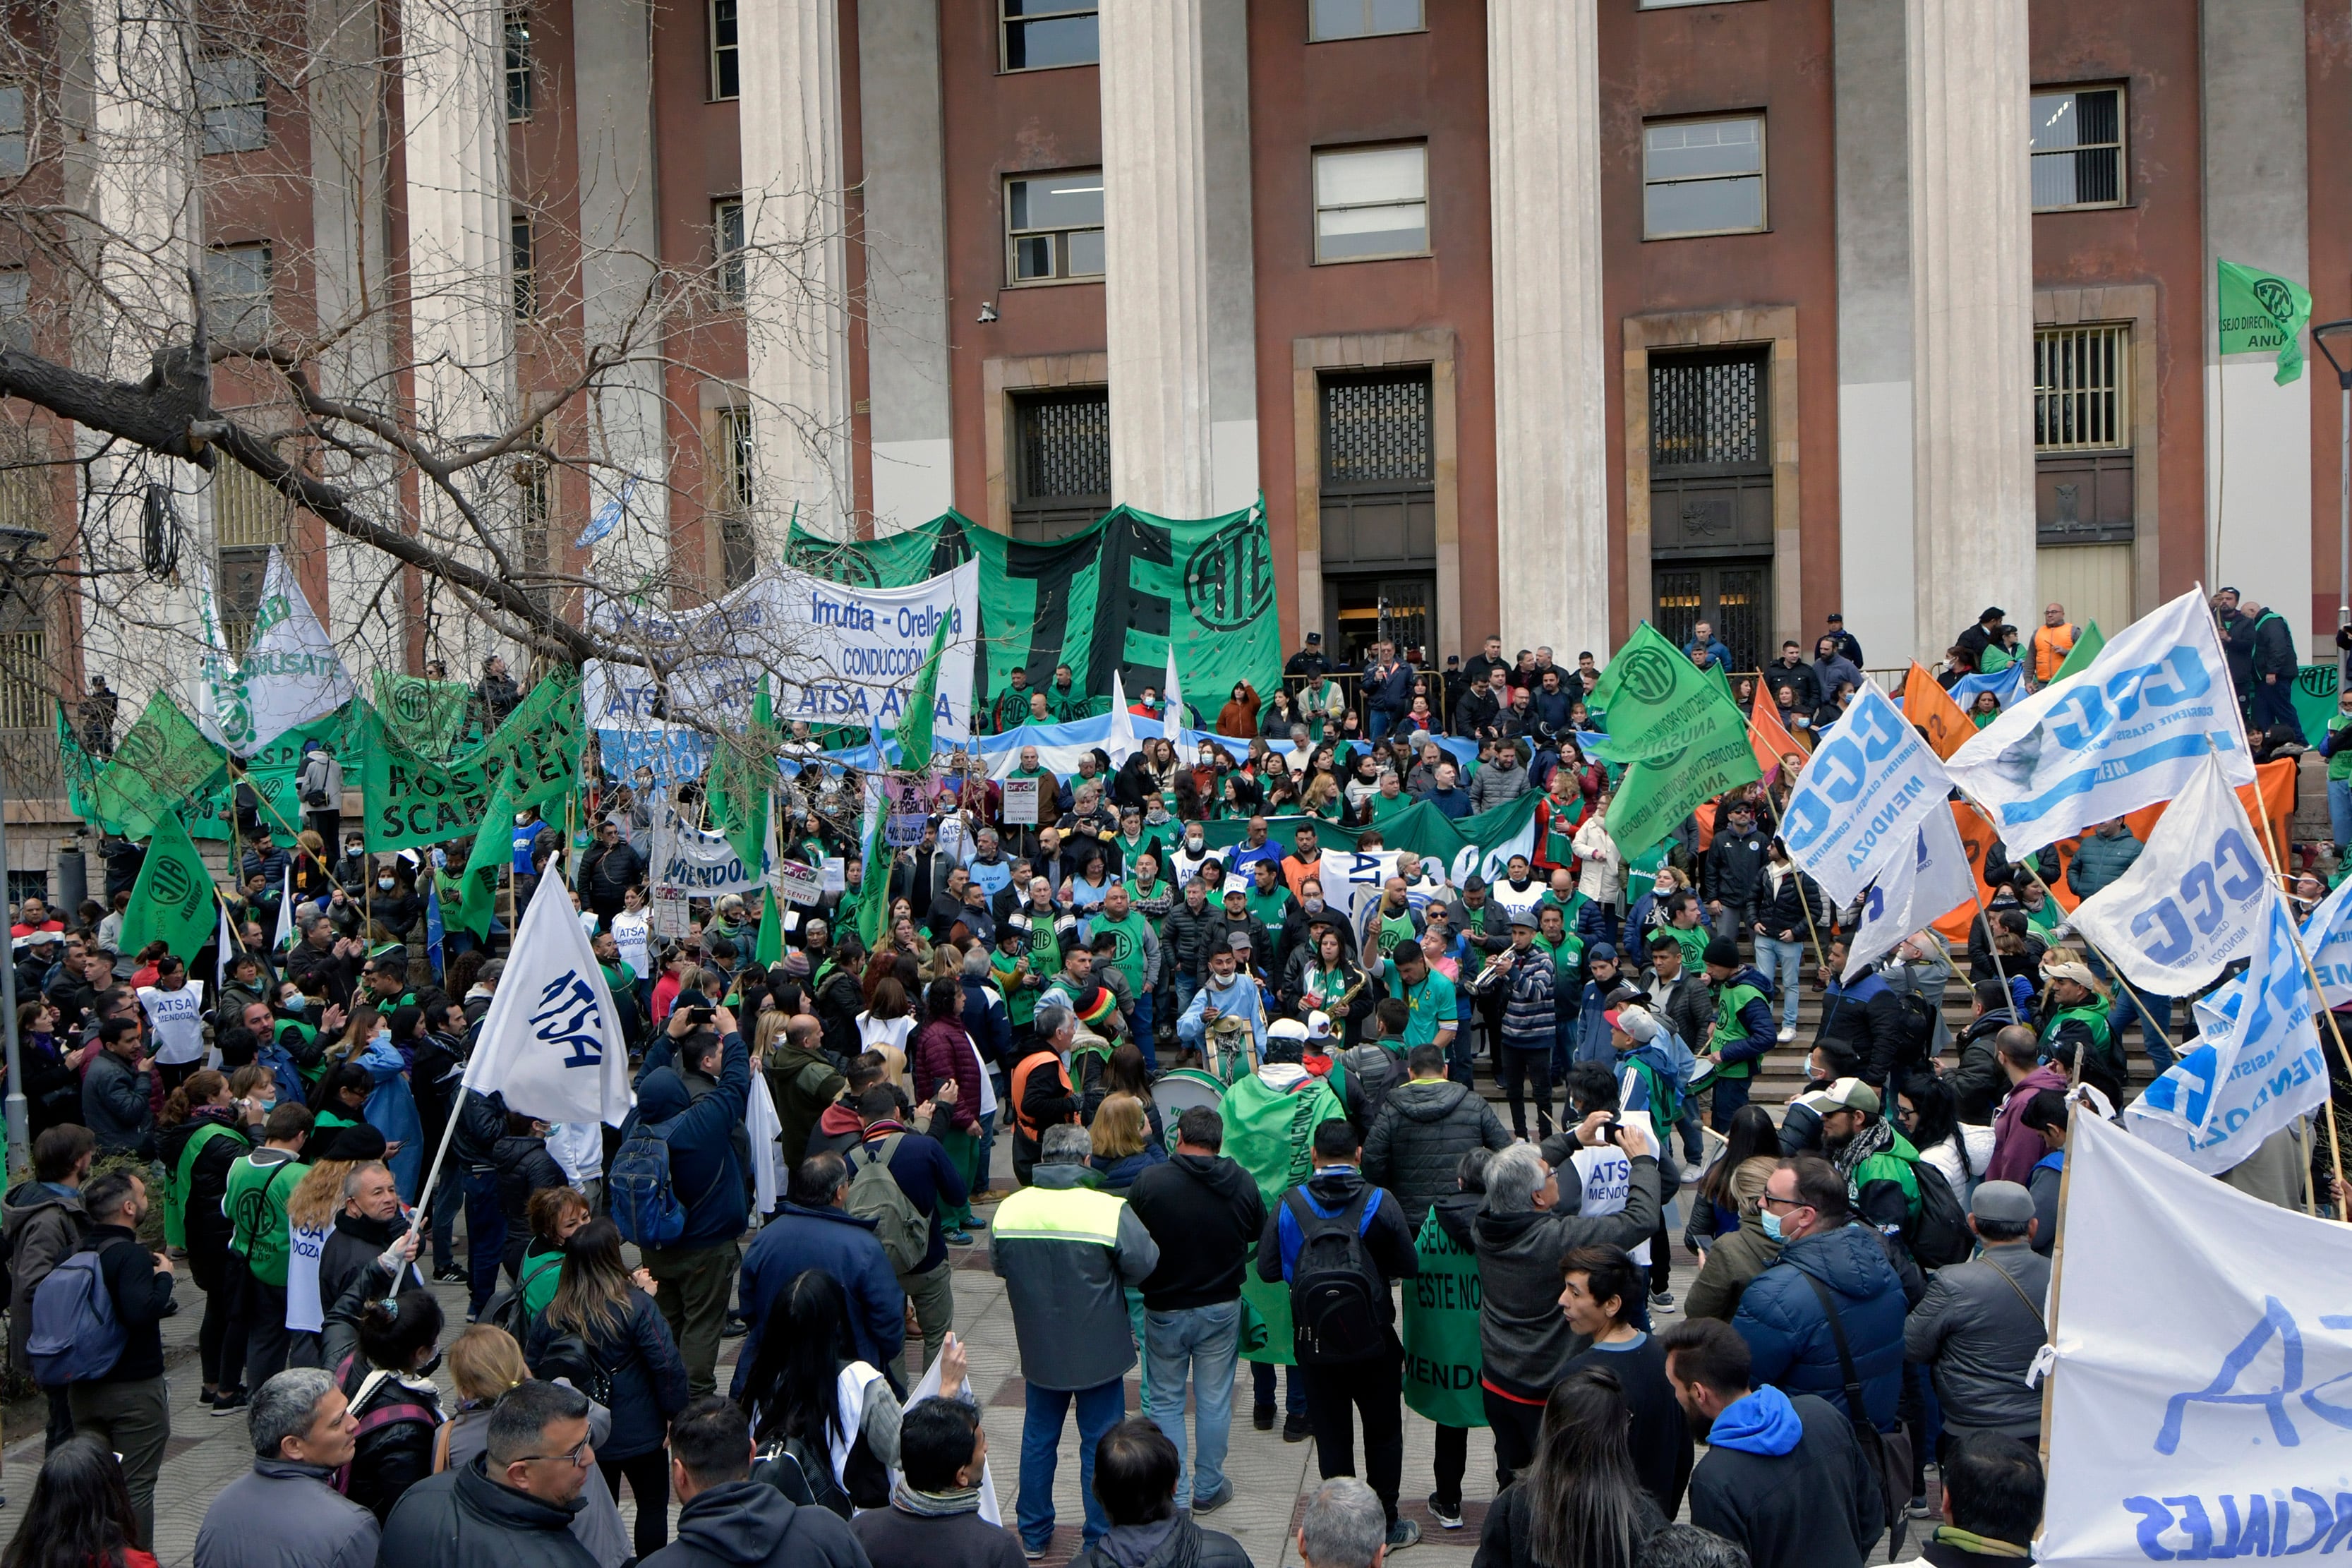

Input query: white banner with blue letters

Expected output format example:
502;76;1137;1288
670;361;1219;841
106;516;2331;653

2039;1109;2352;1564
1779;680;1953;905
2066;753;2274;995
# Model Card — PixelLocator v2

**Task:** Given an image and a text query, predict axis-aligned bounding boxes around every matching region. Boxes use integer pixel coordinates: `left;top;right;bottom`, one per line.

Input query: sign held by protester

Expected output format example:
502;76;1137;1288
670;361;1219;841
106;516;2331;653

773;857;823;907
2039;1110;2352;1564
1002;776;1041;826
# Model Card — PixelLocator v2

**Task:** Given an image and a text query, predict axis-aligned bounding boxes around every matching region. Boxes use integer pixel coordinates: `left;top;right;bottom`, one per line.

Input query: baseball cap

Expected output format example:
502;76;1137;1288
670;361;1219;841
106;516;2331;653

1588;942;1618;963
1970;1181;2035;1223
2041;958;2108;996
1227;930;1253;951
1797;1077;1881;1116
1306;1011;1334;1040
1507;911;1538;931
1826;612;1844;622
1607;1004;1664;1045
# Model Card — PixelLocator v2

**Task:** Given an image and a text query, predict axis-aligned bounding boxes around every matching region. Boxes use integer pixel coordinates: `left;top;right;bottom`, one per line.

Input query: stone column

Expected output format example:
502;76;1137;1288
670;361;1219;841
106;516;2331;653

737;0;852;539
1487;0;1609;660
1099;0;1214;519
1907;0;2035;662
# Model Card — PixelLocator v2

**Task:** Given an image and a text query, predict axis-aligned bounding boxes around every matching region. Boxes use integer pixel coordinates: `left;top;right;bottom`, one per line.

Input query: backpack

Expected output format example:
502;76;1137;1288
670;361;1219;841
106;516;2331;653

480;1250;565;1341
845;1134;929;1274
1284;1185;1387;1364
1336;1044;1404;1135
333;1359;440;1498
752;1425;889;1520
27;1248;126;1386
608;1111;722;1249
1889;991;1939;1076
1905;1157;1976;1268
531;1329;615;1407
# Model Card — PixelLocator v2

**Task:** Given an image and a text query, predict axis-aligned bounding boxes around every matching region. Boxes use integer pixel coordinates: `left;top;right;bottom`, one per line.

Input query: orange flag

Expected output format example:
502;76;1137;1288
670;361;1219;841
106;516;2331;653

1748;682;1804;778
1903;663;1974;761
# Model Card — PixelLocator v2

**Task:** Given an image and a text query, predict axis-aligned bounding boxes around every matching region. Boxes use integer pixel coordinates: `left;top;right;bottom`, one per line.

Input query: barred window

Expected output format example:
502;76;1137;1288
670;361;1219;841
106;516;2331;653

0;84;24;178
2031;88;2123;212
195;54;266;154
1011;388;1109;541
512;212;536;318
505;8;533;121
203;243;272;344
517;447;553;612
1001;0;1097;72
1321;373;1431;488
2035;324;2129;452
213;458;285;549
716;406;754;514
0;627;43;732
1006;171;1104;284
710;0;738;99
714;198;746;301
1651;354;1763;470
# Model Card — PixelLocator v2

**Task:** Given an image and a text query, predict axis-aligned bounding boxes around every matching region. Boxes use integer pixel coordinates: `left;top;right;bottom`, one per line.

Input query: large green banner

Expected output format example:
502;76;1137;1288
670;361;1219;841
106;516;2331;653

1402;1205;1485;1428
356;670;582;852
88;692;228;840
784;505;1284;729
1198;792;1542;887
372;671;474;759
188;711;347;844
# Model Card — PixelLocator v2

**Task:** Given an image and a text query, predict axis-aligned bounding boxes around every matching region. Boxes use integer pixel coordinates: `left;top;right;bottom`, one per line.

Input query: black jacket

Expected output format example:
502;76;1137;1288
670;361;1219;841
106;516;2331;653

1762;660;1823;713
639;1478;868;1568
1703;828;1770;908
493;1134;569;1238
83;1223;174;1382
1684;1393;1883;1568
1071;1516;1253;1568
1128;1152;1267;1312
1255;1167;1420;1345
1158;902;1222;986
319;1208;421;1326
1361;1078;1511;1231
1815;972;1909;1091
1756;867;1828;942
82;1049;153;1155
1473;1473;1667;1568
160;1109;251;1291
379;1454;601;1568
584;841;645;910
1949;1010;2020;1125
451;1087;510;1174
526;1289;689;1461
854;1503;1025;1568
337;1355;442;1523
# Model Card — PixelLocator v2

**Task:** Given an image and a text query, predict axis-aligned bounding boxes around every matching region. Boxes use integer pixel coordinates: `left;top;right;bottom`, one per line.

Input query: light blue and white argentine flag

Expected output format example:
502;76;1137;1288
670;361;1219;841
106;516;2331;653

462;872;635;1126
2124;891;2329;1176
1778;680;1953;905
1946;587;2252;858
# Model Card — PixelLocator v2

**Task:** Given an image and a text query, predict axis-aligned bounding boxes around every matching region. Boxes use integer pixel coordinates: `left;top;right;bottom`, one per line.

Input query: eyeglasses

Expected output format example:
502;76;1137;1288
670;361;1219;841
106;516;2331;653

1760;1193;1812;1212
513;1435;593;1468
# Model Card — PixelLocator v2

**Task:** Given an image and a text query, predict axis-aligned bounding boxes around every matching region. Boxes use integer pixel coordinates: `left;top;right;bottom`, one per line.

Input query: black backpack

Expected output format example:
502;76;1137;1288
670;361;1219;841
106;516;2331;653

1888;992;1938;1077
1905;1158;1975;1268
531;1329;615;1407
752;1420;889;1519
1285;1184;1387;1364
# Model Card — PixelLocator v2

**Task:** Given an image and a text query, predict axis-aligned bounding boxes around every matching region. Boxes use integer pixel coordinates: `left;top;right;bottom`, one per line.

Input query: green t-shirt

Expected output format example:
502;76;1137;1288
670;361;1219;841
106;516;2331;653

1668;924;1710;975
1369;906;1421;964
1088;909;1152;995
992;951;1038;1027
1370;791;1415;826
1245;885;1293;933
2331;712;2352;783
1378;961;1458;1048
225;1152;306;1286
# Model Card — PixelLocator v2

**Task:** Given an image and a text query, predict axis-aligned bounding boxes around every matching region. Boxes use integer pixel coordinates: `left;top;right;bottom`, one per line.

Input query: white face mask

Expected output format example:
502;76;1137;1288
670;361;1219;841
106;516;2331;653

378;877;395;891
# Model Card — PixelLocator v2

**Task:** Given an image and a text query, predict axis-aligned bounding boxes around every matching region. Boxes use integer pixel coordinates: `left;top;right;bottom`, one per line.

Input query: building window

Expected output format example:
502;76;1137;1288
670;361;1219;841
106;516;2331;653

1308;0;1421;40
710;0;738;100
1006;170;1104;284
203;243;272;344
1322;373;1431;488
0;267;28;354
2035;324;2128;452
0;84;24;178
517;447;553;613
1011;388;1109;541
1643;115;1766;239
214;459;284;657
1312;143;1428;263
2031;87;2123;211
195;54;266;153
713;406;756;586
714;198;746;301
511;213;536;318
1001;1;1097;73
505;8;533;121
1651;354;1763;470
0;627;43;733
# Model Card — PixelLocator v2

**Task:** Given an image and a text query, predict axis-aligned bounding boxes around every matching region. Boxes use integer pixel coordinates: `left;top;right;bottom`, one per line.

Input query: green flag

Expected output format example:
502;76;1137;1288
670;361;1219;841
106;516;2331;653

847;807;891;951
1220;1071;1345;1367
372;671;473;758
893;616;955;773
88;692;228;840
2218;259;2312;385
1581;622;1748;764
1402;1205;1488;1428
706;734;772;879
121;807;217;963
446;771;519;938
355;702;500;852
755;885;783;968
2054;620;2105;682
1602;663;1761;857
474;668;586;811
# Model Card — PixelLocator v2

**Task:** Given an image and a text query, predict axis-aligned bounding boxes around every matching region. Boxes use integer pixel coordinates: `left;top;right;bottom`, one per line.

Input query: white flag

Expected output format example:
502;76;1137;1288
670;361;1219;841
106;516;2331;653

1107;668;1138;764
272;866;294;951
1843;809;1978;980
1779;680;1955;905
2039;1109;2352;1565
462;873;635;1126
1163;644;1185;742
2123;891;2329;1174
221;548;356;756
183;547;240;749
1948;586;2253;857
215;900;234;997
2068;754;2273;995
745;1073;785;1214
2299;870;2352;1009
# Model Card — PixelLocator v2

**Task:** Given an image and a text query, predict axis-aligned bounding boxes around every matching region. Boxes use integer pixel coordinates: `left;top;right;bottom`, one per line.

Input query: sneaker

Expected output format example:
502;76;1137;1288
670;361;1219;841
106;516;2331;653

1283;1412;1312;1443
1425;1493;1464;1531
434;1265;471;1285
1023;1544;1047;1563
945;1229;976;1248
1192;1483;1233;1515
1386;1519;1422;1552
210;1390;249;1417
1252;1404;1276;1431
1775;1025;1797;1044
1650;1290;1677;1311
1907;1495;1932;1519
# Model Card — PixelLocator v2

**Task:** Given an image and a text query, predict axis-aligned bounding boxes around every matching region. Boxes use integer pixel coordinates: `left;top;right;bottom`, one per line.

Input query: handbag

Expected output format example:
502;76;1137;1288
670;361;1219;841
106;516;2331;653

1800;1271;1914;1559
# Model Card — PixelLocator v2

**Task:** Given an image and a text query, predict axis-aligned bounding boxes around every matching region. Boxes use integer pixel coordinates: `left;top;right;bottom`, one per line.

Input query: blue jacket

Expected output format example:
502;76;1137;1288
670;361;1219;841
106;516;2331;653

1365;662;1416;719
1714;965;1778;1068
627;1032;752;1248
959;977;1013;1069
1732;1222;1909;1431
1575;979;1615;1066
732;1201;907;1398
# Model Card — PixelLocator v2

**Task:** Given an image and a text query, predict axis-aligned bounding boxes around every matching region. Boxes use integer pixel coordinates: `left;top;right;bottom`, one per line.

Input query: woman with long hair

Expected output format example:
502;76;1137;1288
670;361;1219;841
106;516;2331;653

158;1068;253;1410
1069;849;1113;914
1286;924;1368;1045
0;1437;154;1568
909;976;983;1243
1477;1368;1667;1568
860;975;916;1058
336;1288;446;1523
1896;1070;1996;1200
1216;681;1261;738
17;999;81;1139
735;1267;969;1518
1087;1092;1166;1192
1686;1103;1781;1258
525;1217;687;1557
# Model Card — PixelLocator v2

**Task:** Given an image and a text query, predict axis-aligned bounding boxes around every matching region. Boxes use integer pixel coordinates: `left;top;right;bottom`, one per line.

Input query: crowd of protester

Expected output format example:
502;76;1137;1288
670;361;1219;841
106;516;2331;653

25;588;2343;1568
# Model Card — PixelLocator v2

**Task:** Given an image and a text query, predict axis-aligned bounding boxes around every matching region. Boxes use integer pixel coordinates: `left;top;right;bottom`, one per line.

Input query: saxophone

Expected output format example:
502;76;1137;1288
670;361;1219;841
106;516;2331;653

1308;967;1369;1019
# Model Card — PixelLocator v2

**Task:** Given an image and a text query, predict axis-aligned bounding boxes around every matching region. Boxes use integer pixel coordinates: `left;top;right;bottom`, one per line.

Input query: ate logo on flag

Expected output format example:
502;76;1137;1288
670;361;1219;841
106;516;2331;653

530;972;608;1069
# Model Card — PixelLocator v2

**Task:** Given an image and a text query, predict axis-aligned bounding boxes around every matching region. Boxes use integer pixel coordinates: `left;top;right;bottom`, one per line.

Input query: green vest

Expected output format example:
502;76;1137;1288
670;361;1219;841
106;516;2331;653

1245;885;1293;933
1708;981;1768;1078
225;1152;307;1286
2042;1005;2113;1053
1535;930;1584;993
993;953;1037;1027
1090;910;1152;995
164;1121;248;1250
1670;924;1711;975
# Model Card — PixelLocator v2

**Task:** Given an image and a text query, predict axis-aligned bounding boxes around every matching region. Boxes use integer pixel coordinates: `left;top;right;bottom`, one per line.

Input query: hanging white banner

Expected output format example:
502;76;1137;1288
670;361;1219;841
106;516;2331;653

2067;752;2272;994
651;810;776;898
1779;680;1954;905
221;548;358;756
2039;1110;2352;1564
1948;587;2253;857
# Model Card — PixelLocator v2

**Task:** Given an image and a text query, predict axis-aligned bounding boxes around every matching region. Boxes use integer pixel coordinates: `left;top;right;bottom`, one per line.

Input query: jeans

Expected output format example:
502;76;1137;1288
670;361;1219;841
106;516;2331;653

2085;946;2175;1073
430;1171;464;1274
1710;1073;1751;1127
1253;1359;1306;1414
1018;1377;1127;1550
1301;1343;1406;1525
1368;707;1396;740
462;1168;506;1317
1133;991;1158;1072
1171;976;1198;1030
1753;935;1804;1032
2332;776;2352;851
1677;1105;1706;1165
1145;1299;1241;1509
2253;677;2305;742
1447;1015;1477;1088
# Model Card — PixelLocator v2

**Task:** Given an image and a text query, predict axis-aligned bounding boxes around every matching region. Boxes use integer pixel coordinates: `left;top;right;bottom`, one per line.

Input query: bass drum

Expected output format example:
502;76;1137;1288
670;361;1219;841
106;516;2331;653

1152;1068;1228;1147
